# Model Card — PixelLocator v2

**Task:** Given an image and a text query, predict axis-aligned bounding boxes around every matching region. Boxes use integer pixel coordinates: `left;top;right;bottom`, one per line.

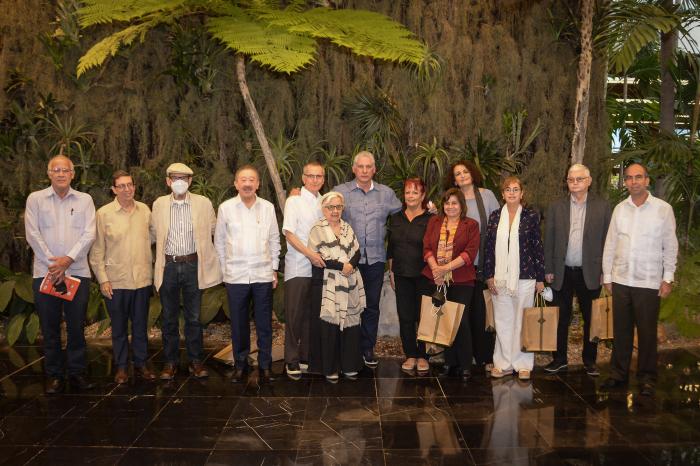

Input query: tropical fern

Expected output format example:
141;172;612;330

78;0;188;27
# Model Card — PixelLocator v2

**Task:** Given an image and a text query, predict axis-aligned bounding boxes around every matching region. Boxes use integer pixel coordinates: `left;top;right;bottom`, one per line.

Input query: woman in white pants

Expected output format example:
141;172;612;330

482;177;545;380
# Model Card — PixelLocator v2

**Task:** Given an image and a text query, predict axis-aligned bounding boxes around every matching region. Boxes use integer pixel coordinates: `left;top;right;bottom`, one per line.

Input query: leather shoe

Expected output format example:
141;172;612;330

258;368;275;383
600;377;627;390
438;365;455;377
160;364;178;380
134;366;157;381
69;375;97;391
189;362;209;378
114;368;128;384
461;369;472;381
45;377;64;395
639;383;655;397
230;366;248;384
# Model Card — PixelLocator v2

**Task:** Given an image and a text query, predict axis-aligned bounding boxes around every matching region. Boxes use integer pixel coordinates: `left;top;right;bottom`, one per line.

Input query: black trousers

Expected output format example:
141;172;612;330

32;276;91;378
394;274;431;359
552;266;600;366
425;278;474;370
470;279;495;365
105;286;151;369
610;283;660;383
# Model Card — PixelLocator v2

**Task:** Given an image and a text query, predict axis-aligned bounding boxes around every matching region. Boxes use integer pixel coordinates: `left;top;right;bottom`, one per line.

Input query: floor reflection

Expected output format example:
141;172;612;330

0;344;699;464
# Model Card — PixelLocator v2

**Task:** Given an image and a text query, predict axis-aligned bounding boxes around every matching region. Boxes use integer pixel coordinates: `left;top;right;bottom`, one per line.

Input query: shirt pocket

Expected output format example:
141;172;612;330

38;208;54;229
70;211;85;230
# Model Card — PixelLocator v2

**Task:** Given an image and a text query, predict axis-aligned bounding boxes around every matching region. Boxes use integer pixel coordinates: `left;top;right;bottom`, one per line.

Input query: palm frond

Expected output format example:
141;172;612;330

77;21;159;76
255;8;428;66
77;0;187;27
207;13;317;73
597;2;681;74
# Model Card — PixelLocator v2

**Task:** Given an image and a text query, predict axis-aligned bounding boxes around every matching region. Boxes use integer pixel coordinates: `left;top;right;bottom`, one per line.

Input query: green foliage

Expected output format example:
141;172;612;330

311;144;351;189
13;274;34;304
165;24;226;97
6;313;27;346
452;132;508;193
25;313;40;344
200;285;226;325
0;281;15;313
411;138;452;200
660;249;700;337
148;295;162;329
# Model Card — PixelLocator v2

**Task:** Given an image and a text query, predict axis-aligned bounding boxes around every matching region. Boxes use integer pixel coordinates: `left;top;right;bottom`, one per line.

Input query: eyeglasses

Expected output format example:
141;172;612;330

324;204;344;212
169;175;191;182
49;168;73;174
623;174;647;182
566;176;589;184
503;187;521;193
303;173;324;180
114;183;134;191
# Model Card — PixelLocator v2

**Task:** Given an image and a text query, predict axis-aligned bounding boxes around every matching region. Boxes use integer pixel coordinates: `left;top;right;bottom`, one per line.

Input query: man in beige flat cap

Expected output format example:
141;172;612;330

150;163;222;380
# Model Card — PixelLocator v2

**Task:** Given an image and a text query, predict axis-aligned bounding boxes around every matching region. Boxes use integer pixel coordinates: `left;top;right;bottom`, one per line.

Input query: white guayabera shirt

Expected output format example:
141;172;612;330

603;193;678;289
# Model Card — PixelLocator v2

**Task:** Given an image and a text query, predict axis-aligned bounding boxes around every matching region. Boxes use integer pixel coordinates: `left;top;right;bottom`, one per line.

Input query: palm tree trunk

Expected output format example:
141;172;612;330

657;0;678;200
570;0;594;165
235;54;287;208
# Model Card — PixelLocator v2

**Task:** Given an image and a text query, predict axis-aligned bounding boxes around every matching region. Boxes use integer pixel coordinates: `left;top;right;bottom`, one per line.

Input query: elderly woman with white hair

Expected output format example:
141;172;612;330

307;191;365;381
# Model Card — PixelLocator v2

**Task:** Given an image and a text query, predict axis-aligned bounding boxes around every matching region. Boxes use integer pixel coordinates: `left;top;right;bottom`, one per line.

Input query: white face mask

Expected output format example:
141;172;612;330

171;179;189;196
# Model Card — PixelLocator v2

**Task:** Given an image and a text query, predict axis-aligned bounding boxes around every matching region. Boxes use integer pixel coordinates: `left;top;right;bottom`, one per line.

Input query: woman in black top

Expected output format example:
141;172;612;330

387;177;433;374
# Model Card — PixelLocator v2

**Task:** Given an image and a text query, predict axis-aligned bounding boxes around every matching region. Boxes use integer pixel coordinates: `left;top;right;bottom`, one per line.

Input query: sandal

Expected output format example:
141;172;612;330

416;358;430;373
490;367;507;378
518;369;531;380
401;358;417;371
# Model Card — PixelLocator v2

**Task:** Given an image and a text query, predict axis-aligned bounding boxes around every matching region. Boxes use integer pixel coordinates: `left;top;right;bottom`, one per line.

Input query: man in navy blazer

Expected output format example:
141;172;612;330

544;164;611;376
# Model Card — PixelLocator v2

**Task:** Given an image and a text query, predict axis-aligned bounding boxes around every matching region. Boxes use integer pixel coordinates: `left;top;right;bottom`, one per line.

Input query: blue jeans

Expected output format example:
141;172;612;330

159;261;202;364
225;282;273;370
358;262;385;357
105;286;151;368
33;276;91;377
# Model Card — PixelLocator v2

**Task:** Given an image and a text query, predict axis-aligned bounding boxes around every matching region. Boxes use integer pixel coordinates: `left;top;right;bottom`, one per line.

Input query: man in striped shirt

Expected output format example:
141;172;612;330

151;163;222;380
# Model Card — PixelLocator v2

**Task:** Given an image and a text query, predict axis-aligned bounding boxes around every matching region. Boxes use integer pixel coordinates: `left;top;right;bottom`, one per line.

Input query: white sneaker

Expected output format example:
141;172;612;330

325;373;339;381
299;362;309;373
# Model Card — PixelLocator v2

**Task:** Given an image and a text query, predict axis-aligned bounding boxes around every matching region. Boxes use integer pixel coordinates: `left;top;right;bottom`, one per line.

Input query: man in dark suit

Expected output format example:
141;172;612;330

544;164;611;376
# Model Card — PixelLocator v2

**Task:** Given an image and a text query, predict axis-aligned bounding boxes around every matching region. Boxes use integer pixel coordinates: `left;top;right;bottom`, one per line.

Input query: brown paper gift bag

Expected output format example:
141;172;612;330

483;289;496;333
590;288;614;343
417;286;465;347
520;294;559;352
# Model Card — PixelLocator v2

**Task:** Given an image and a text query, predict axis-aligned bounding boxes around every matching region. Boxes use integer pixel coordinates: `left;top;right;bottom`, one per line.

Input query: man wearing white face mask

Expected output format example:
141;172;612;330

151;163;222;380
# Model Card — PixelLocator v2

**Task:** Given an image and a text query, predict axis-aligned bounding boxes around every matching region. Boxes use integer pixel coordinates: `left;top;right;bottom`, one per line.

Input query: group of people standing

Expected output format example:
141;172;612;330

24;150;677;397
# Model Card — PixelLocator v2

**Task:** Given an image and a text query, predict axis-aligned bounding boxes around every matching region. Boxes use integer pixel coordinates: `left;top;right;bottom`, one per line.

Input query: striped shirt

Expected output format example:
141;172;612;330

164;195;196;256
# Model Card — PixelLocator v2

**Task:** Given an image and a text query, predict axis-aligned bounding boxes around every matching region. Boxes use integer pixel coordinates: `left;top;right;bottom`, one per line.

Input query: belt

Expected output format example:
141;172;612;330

565;266;583;271
165;252;198;263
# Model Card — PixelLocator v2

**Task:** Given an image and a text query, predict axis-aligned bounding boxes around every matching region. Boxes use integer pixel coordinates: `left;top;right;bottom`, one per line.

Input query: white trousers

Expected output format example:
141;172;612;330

492;279;535;372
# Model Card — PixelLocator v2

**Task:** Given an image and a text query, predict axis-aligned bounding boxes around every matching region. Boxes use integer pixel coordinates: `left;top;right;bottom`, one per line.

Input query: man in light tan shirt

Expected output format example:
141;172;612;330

90;170;156;384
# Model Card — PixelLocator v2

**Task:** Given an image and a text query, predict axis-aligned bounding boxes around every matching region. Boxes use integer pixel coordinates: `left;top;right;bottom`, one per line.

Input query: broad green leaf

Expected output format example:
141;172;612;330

86;287;103;322
0;281;15;312
25;313;40;344
148;295;162;329
7;313;27;346
7;346;25;370
14;275;34;304
96;317;111;336
200;285;225;325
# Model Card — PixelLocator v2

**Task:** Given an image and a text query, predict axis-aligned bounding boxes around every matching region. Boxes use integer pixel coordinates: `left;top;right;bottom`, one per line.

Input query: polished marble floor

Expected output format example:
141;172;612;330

0;344;699;465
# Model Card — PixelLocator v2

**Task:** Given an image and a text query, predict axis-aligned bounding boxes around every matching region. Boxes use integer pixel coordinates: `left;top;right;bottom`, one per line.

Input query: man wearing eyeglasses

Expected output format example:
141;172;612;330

215;165;281;384
151;163;222;380
281;162;325;380
89;170;156;384
333;151;402;368
544;163;611;377
25;155;96;394
601;163;678;397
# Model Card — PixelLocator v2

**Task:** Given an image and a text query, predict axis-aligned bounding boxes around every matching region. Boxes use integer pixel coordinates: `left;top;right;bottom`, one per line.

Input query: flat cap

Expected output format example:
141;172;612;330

166;162;193;176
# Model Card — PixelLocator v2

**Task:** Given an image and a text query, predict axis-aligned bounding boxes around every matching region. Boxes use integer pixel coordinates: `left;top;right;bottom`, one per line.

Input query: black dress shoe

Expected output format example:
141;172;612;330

584;364;600;377
438;365;454;377
230;366;248;384
68;375;97;391
639;383;655;397
461;369;472;381
258;368;275;383
45;377;64;395
600;377;627;390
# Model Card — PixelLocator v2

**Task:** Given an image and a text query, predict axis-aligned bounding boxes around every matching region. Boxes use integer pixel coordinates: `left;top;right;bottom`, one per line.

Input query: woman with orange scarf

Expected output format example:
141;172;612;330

421;188;480;380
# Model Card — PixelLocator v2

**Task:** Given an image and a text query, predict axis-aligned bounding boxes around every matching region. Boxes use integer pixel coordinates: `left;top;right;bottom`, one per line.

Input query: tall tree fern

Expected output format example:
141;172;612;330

76;0;432;207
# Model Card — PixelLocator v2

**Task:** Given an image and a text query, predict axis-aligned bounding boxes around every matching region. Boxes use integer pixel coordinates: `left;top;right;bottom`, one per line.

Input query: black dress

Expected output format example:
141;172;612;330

308;250;362;376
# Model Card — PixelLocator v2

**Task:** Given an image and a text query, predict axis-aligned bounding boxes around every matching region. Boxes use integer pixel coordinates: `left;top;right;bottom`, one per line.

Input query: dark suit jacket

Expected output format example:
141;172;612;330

544;193;611;291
